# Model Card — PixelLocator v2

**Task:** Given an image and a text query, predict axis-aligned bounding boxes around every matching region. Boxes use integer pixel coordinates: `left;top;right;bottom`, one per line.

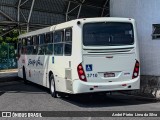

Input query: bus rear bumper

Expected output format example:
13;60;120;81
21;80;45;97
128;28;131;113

72;77;140;94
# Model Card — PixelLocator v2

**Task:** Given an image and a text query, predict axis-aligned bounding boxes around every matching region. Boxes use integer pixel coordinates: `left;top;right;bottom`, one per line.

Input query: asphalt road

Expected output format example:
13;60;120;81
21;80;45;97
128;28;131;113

0;79;160;120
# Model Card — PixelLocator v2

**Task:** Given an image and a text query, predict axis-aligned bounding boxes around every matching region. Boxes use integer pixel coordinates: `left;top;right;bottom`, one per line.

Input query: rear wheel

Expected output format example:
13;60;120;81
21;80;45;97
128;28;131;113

49;74;58;98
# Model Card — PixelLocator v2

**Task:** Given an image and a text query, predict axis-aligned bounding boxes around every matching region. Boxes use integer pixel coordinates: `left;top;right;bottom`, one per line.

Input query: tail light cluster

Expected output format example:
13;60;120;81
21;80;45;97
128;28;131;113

132;60;140;79
77;63;87;82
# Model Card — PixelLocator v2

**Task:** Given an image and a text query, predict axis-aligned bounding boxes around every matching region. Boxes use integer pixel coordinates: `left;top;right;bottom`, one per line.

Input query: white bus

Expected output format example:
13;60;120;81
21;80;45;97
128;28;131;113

17;17;140;98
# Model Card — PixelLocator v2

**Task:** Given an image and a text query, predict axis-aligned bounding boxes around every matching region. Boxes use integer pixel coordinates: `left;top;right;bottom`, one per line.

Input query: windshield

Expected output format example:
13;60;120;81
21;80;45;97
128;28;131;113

83;22;134;46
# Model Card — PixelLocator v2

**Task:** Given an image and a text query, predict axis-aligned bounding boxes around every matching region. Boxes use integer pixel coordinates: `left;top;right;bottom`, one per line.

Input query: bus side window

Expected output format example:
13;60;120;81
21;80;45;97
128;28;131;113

33;46;38;55
21;38;27;54
54;31;64;43
27;37;31;45
30;37;33;45
50;32;53;43
33;36;37;45
38;45;45;55
21;46;27;54
54;43;63;55
22;38;27;46
45;32;53;55
54;30;64;56
27;46;33;55
32;36;38;55
64;43;71;56
64;28;72;56
46;33;53;43
40;34;45;44
45;44;53;55
65;29;72;42
36;36;39;45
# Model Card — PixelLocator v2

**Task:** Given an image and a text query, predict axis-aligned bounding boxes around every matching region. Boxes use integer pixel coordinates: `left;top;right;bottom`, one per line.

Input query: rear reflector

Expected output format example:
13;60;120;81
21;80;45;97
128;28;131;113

122;84;127;86
77;63;87;82
132;60;140;79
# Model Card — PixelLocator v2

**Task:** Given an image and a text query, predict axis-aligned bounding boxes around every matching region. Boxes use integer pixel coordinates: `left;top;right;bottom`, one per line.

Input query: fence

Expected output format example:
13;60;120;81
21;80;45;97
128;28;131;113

0;43;17;70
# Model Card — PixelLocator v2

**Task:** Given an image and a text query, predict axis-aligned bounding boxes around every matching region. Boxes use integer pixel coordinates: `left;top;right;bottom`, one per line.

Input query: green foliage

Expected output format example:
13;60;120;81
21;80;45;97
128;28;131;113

0;43;8;58
0;43;16;58
0;28;18;69
6;37;12;43
0;36;3;42
0;29;20;44
2;41;7;46
12;37;18;43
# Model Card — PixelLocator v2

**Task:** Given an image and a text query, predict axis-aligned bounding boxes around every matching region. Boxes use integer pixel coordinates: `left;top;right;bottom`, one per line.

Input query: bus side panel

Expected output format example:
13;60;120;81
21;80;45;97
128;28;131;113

50;56;73;93
25;55;38;83
71;25;83;81
48;24;83;93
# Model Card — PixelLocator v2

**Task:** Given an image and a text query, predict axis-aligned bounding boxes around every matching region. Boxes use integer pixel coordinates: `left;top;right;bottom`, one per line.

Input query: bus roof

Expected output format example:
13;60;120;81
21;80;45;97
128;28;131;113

18;26;53;38
18;17;134;39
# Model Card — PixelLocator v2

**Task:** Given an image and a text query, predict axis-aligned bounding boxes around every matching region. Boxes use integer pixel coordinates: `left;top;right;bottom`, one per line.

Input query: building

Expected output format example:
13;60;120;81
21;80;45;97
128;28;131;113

110;0;160;98
0;0;109;35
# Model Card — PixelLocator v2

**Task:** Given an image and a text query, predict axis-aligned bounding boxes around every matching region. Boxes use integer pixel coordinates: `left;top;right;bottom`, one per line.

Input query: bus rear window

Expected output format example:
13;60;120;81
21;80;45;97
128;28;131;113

83;22;134;46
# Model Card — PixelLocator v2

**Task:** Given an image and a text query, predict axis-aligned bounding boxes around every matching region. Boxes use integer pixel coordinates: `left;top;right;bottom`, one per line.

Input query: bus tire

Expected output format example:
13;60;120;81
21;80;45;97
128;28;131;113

23;67;27;84
49;74;58;98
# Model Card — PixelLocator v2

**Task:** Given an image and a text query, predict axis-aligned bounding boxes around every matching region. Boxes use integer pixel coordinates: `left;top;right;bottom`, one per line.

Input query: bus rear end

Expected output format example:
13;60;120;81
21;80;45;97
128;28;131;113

73;18;140;94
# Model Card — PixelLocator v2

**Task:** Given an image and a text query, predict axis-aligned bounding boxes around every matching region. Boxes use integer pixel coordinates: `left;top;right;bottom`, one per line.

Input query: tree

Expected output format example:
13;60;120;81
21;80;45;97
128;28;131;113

0;28;23;69
0;36;3;42
0;28;19;44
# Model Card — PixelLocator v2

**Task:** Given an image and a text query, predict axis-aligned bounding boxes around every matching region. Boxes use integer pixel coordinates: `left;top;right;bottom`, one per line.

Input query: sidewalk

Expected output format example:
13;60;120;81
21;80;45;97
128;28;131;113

0;69;18;82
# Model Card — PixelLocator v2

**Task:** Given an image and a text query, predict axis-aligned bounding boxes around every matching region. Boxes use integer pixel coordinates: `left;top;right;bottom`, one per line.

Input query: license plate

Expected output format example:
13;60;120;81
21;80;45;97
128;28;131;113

104;72;115;77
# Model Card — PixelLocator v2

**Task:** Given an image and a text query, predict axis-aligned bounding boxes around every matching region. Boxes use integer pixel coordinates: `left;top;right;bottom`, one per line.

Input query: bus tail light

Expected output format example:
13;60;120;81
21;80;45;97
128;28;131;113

132;60;140;79
77;63;87;82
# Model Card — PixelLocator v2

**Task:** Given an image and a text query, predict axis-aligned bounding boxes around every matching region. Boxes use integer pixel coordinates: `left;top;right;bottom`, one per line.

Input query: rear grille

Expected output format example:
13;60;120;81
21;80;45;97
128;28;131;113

88;50;131;53
83;47;134;54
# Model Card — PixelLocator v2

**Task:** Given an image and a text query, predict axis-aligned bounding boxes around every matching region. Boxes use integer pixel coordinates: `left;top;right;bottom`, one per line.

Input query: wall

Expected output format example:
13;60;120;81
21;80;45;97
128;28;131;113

110;0;160;76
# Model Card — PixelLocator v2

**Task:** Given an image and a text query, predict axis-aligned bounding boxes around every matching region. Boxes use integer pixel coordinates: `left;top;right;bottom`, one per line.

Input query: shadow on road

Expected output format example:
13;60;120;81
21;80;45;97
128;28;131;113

59;93;156;108
0;80;49;94
0;79;156;108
